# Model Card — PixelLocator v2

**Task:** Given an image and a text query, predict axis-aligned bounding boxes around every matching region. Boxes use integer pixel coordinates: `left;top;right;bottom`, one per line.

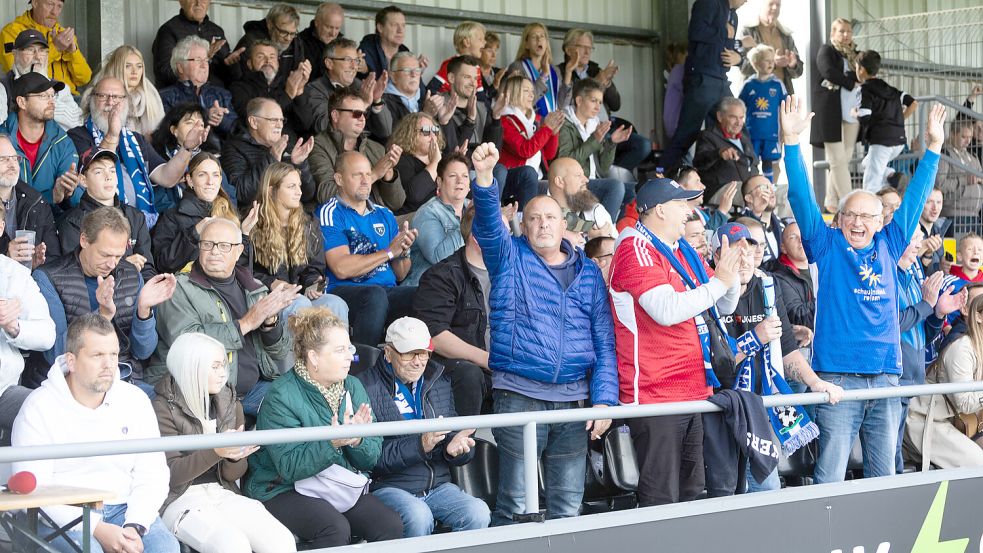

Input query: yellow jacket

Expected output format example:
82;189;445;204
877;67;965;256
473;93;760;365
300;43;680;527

0;10;92;95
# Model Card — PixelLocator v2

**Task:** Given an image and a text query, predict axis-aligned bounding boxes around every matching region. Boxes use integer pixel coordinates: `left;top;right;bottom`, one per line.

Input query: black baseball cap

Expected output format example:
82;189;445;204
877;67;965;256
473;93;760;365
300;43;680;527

78;148;119;175
11;72;65;100
635;178;703;212
4;29;47;54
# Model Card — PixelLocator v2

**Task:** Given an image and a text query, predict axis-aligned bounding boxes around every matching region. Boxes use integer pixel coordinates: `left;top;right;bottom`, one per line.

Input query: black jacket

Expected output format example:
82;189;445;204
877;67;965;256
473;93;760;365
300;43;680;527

150;193;253;274
233;20;306;85
693;124;759;199
771;262;815;330
359;33;410;79
152;10;241;89
298;24;349;82
684;0;732;80
414;247;488;351
57;192;156;279
228;70;301;140
220;132;316;212
252;215;326;290
356;356;474;494
0;181;60;259
858;78;913;147
809;43;859;146
394;154;437;216
703;389;780;497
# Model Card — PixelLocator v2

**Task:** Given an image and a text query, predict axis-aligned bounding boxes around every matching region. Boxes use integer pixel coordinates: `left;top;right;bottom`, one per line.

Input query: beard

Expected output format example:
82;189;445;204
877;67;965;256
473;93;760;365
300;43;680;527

0;171;17;188
567;188;600;213
261;64;277;84
90;101;130;133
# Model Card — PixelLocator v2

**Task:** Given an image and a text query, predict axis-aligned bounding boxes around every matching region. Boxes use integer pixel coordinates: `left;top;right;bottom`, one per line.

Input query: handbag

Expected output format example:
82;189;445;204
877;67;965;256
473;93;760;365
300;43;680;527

703;309;737;389
294;465;370;513
930;359;983;442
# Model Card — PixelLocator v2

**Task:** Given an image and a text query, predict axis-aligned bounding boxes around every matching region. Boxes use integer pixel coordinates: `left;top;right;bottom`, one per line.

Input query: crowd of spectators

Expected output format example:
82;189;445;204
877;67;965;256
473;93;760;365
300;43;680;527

1;0;983;551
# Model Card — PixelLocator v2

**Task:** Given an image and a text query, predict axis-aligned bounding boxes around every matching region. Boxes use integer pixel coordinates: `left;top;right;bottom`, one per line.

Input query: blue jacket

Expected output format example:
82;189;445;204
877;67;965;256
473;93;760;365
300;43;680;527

158;80;238;137
358;33;409;79
405;196;466;286
3;112;80;209
471;181;618;406
357;356;473;494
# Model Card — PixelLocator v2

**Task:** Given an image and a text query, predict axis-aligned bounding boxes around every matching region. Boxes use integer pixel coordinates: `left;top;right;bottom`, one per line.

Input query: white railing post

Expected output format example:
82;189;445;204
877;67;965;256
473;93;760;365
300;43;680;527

522;422;539;515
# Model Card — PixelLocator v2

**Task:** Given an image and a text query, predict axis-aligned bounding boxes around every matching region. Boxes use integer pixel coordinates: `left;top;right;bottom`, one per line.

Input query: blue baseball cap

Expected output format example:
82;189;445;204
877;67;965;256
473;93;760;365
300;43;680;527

635;178;703;212
711;222;758;251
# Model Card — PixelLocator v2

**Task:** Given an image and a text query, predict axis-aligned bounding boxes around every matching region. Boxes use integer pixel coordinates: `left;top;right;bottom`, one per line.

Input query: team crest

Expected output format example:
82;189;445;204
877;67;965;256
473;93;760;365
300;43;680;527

373;223;386;236
768;88;777;97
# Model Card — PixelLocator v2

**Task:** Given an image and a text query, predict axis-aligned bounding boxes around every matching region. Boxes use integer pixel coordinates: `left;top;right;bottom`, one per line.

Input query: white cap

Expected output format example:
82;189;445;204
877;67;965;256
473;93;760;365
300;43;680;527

384;317;433;353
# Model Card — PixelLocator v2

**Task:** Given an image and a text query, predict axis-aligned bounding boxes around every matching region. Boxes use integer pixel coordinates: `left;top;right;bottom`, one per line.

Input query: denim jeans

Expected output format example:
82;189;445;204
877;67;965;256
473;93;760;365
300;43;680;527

373;482;490;537
329;284;417;346
587;178;626;224
281;292;350;325
240;379;272;417
490;390;587;525
813;372;901;483
662;73;732;171
31;503;179;553
503;166;541;210
744;463;781;493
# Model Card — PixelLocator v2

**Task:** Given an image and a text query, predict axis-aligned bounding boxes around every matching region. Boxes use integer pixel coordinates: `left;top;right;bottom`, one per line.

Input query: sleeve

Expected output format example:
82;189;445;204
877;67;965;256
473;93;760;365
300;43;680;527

222;141;275;210
396;155;437;212
33;198;61;258
5;270;55;352
899;301;933;333
151;27;179;88
218;403;249;483
413;264;460;338
154;396;224;490
122;397;170;528
481;114;504;148
470;178;514;278
292;82;330;135
784;144;833;259
154;281;245;354
255;388;347;483
687;0;723;46
943;341;983;415
0;22;20;72
367;100;394;142
374;168;405;212
60;41;93;91
890;149;941;253
215;88;238;136
33;270;68;364
310;134;337;204
411;210;461;265
603;79;622;113
340;379;383;471
132;211;156;278
693;132;727;173
501;116;557;160
776;274;814;328
901;91;915;108
588;274;619;406
815;45;856;90
783;33;805;80
773;283;801;355
556;121;603;163
151;215;200;274
139;134;168;175
128;274;159;360
319;210;351;252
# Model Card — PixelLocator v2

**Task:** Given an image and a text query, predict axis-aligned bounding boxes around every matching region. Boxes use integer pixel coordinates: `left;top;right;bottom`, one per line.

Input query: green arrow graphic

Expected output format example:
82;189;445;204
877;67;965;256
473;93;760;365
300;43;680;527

911;481;969;553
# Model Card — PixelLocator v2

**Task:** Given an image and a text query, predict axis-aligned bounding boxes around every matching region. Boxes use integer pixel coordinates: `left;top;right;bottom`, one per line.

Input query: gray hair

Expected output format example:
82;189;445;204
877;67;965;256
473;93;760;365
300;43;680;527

389;51;417;73
324;37;358;60
837;189;882;212
200;217;243;242
170;35;210;76
717;96;746;114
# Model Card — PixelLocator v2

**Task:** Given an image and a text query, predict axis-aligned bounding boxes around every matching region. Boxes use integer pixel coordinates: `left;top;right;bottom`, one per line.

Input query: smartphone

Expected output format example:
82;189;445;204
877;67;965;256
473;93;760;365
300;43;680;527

945;252;955;263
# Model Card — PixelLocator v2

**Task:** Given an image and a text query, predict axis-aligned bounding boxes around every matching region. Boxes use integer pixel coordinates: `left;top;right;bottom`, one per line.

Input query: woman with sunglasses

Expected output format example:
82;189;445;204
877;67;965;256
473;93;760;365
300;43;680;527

246;307;404;548
154;332;296;553
152;152;257;274
389;112;453;216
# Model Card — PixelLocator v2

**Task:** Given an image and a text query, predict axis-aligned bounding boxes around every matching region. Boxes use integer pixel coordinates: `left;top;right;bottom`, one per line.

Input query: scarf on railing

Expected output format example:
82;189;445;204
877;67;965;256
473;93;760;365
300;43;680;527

521;58;557;117
734;274;819;456
635;221;721;388
86;118;156;223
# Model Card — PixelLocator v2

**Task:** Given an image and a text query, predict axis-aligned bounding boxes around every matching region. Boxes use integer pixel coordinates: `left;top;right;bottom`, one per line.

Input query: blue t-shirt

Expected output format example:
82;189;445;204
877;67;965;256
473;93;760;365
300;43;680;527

317;197;398;290
739;75;787;142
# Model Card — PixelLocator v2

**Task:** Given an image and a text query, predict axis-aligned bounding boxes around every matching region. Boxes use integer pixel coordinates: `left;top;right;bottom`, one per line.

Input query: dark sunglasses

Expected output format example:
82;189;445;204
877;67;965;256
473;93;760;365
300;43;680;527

334;108;366;119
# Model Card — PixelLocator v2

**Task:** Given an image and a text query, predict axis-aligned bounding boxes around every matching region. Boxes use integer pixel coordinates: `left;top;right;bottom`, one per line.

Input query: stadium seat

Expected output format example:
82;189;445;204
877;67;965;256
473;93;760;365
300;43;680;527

449;437;499;509
350;344;382;376
778;440;818;487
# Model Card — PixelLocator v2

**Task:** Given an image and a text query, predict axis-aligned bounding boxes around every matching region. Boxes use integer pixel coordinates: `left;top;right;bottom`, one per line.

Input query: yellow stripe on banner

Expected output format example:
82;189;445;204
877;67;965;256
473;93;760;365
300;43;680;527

944;238;957;262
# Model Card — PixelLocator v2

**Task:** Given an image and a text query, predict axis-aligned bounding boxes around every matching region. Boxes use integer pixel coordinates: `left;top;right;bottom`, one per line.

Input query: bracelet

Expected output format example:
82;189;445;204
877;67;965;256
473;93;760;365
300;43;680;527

123;523;147;537
385;248;395;261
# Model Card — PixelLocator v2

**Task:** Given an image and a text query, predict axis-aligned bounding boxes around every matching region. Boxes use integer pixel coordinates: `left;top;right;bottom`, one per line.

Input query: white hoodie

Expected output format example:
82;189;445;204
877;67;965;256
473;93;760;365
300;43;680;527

11;358;168;530
0;253;55;395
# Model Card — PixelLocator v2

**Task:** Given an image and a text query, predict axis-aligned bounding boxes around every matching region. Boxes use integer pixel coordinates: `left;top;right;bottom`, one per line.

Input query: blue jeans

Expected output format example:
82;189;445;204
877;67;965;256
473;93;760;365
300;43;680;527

329;284;417;346
503;166;541;210
744;462;781;493
813;373;901;483
662;73;732;170
587;178;626;223
490;390;587;525
614;130;652;172
240;379;272;416
372;482;490;537
32;503;178;553
281;292;350;325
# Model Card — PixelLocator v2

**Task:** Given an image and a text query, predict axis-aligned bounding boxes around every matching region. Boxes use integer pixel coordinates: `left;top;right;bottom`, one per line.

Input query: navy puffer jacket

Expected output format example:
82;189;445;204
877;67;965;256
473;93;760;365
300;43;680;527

471;182;618;406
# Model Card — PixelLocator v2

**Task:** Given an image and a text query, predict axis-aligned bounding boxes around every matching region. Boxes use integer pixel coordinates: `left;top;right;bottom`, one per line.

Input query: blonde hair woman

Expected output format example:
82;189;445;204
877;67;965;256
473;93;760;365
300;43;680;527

506;23;571;117
390;112;447;215
251;162;349;323
153;332;296;553
85;45;165;137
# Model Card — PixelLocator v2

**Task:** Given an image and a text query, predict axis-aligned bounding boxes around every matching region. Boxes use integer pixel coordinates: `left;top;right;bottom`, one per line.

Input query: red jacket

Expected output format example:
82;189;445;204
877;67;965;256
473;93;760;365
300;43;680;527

500;114;558;171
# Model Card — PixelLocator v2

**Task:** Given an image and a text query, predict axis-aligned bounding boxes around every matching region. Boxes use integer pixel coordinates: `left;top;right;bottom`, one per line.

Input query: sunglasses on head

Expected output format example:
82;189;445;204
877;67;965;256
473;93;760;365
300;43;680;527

418;126;440;136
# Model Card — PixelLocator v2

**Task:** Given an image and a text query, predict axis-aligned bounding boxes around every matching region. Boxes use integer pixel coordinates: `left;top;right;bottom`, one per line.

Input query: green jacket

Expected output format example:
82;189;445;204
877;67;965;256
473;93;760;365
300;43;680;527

557;118;617;178
245;371;381;502
147;263;290;385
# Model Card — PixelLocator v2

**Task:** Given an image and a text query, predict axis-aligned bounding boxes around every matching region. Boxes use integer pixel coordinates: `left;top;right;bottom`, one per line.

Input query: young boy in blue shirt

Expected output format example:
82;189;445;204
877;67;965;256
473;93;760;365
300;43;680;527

739;44;787;183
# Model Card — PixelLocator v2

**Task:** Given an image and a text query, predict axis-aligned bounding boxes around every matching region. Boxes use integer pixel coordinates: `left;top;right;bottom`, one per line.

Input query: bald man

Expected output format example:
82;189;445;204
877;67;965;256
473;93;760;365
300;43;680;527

299;3;351;80
548;157;617;244
470;142;617;525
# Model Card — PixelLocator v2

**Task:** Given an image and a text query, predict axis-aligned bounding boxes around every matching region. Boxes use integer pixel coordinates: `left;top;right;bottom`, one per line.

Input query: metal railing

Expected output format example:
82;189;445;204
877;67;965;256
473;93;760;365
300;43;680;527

3;382;983;516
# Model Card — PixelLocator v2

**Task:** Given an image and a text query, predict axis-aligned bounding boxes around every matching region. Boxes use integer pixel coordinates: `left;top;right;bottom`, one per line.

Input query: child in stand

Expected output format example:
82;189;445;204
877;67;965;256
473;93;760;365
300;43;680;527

855;50;918;192
950;233;983;283
739;44;787;184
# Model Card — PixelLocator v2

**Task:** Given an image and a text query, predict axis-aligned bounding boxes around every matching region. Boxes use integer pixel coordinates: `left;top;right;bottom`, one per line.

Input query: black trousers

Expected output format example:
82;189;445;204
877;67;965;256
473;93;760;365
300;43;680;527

264;489;403;548
627;414;705;507
437;356;492;416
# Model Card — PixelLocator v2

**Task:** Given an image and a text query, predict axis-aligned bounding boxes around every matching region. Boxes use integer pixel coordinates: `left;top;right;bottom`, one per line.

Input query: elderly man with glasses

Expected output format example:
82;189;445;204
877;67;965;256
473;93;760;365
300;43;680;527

158;35;237;140
221;96;316;212
150;217;297;415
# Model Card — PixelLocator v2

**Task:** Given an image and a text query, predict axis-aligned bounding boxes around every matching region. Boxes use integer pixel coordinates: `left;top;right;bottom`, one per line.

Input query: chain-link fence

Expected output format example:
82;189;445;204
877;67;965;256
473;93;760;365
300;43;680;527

835;7;983;239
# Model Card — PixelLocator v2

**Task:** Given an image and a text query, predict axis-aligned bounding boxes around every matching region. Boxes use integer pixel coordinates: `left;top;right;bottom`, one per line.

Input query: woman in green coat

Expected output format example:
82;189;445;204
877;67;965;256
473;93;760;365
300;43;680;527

245;307;403;547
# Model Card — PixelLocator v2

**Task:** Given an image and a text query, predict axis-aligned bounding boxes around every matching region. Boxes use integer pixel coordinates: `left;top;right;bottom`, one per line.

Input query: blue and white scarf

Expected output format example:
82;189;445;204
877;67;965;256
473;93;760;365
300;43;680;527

390;362;424;420
86;119;157;226
521;58;558;118
734;274;819;456
636;221;722;388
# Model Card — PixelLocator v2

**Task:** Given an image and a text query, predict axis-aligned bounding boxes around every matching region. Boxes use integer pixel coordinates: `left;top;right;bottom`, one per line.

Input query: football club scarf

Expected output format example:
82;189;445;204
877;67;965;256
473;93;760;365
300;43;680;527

389;362;424;420
86;119;157;225
521;58;557;117
734;274;819;455
635;221;721;388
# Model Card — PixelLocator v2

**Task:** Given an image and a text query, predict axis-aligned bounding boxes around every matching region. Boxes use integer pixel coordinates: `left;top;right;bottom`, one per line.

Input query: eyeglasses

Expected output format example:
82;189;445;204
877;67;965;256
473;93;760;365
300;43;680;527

418;126;440;136
199;240;242;252
394;68;423;76
26;91;55;101
273;24;298;39
395;350;431;362
184;57;209;64
329;56;359;65
840;211;882;223
334;108;366;119
253;115;285;125
0;155;21;164
92;92;126;102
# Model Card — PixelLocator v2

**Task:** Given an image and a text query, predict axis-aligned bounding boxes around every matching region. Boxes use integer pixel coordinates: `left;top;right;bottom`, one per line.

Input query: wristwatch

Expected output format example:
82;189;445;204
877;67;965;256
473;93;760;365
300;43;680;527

123;523;147;537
